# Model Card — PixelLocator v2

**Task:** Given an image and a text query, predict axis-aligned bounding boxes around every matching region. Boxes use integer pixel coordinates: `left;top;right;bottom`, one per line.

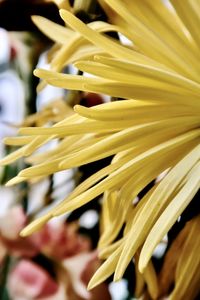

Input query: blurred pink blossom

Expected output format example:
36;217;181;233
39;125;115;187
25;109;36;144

0;206;38;259
0;207;111;299
0;206;91;262
8;259;59;300
30;221;91;260
0;205;26;240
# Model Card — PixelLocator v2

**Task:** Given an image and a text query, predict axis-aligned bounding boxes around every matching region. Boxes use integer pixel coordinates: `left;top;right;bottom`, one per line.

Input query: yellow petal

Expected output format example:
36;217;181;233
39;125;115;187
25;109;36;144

20;213;53;237
139;160;200;272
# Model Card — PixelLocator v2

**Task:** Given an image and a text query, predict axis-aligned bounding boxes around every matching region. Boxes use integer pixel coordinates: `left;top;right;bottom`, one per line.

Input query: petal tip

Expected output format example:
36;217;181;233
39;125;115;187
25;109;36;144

20;214;52;237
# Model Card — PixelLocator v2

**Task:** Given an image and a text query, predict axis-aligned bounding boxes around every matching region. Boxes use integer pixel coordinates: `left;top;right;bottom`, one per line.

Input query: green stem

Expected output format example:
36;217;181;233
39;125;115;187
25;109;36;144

0;255;11;300
21;181;28;213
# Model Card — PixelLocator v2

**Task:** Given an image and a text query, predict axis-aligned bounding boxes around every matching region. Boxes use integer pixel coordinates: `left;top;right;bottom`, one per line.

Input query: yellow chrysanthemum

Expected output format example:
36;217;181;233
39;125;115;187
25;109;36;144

1;1;200;299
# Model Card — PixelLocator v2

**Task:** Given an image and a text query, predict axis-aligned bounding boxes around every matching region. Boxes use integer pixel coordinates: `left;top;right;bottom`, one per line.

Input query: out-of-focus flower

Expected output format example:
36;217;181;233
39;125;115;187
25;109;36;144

0;206;39;259
0;205;26;240
8;259;59;300
0;206;110;299
0;205;91;262
1;1;200;299
21;99;73;127
30;221;91;260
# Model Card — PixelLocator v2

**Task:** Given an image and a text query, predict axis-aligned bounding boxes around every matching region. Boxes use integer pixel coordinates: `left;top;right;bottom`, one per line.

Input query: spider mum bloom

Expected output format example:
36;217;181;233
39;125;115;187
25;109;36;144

1;1;200;299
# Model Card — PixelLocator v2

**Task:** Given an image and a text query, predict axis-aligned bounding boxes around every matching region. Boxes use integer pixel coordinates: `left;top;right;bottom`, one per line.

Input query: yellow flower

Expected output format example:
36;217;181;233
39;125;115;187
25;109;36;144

1;1;200;299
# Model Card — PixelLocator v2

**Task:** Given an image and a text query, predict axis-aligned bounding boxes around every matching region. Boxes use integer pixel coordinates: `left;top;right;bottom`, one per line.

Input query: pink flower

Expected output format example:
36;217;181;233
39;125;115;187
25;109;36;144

0;207;110;299
8;259;59;300
0;206;90;261
0;205;26;240
0;206;39;259
30;221;91;260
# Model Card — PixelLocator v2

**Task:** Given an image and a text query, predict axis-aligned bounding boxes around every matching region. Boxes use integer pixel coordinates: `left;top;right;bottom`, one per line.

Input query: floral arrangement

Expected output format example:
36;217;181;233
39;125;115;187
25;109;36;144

0;1;199;299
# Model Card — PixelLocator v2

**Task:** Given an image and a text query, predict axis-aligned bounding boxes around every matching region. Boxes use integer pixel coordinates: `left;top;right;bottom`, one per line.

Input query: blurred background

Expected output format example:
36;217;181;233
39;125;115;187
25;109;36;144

0;1;132;299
